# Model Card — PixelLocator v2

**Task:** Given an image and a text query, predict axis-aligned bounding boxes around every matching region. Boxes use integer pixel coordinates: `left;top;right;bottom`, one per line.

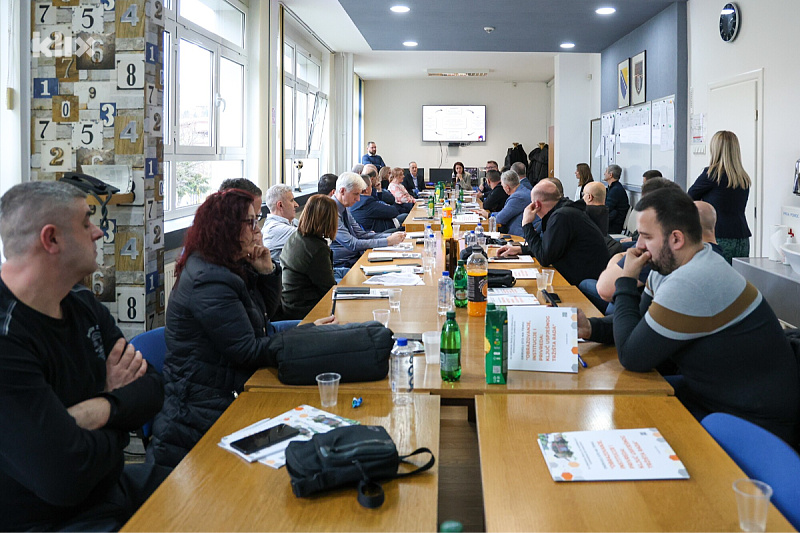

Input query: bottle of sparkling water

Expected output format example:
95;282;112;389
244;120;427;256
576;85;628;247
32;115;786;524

474;223;486;251
390;338;414;405
488;214;497;233
437;271;454;315
453;260;468;308
464;230;477;250
440;311;462;382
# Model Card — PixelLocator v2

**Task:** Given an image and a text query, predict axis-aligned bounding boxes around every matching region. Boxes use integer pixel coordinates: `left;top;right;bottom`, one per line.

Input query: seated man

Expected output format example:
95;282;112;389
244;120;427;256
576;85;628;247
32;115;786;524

403;161;424;196
331;172;406;269
487;170;529;237
318;173;338;197
497;180;610;285
480;169;509;214
513;162;532;190
695;200;725;257
261;184;299;266
351;175;405;233
582;181;610;235
577;188;799;444
0;181;170;531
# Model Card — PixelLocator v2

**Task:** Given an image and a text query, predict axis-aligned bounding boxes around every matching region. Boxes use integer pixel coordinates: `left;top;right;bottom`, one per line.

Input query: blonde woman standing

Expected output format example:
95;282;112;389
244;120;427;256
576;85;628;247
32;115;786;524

688;130;751;263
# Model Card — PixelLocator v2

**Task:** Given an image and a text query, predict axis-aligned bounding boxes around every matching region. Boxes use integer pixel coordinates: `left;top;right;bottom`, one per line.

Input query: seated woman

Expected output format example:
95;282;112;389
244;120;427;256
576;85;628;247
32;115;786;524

388;166;416;206
281;195;339;319
149;189;335;467
452;161;472;189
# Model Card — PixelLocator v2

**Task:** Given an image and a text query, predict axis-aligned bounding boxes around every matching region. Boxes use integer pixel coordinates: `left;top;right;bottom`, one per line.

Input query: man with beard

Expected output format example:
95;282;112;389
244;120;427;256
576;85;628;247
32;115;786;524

577;188;799;444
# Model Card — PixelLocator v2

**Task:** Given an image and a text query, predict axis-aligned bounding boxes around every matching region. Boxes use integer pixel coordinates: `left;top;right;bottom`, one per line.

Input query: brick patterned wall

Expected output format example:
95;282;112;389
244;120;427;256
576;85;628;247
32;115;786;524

30;0;165;338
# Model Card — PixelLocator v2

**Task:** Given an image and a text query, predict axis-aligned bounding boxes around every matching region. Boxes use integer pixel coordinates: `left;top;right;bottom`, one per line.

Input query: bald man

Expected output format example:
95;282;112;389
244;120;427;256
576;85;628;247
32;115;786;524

695;201;725;258
498;180;610;285
582;181;610;235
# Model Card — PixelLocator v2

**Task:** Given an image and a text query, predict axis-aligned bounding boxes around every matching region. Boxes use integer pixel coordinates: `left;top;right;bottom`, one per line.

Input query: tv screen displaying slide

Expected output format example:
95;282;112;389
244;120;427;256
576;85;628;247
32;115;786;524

422;105;486;143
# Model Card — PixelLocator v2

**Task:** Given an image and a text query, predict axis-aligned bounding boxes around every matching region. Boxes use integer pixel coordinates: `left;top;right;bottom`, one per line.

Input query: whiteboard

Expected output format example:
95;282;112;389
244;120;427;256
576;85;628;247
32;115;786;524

590;118;602;180
603;94;675;191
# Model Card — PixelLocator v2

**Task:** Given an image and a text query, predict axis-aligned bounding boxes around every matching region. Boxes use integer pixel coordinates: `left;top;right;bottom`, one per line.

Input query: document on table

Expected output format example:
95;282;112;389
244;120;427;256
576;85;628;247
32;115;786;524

507;306;578;373
537;428;689;482
361;264;422;276
510;268;540;279
487;287;540;306
333;288;390;299
373;243;414;252
453;214;480;224
363;272;425;286
488;255;535;264
368;252;422;260
406;231;425;239
219;405;358;468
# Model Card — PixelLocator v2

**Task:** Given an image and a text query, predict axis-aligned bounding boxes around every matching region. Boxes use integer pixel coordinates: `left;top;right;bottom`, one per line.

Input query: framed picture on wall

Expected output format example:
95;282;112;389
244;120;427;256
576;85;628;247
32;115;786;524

617;58;630;108
631;51;646;105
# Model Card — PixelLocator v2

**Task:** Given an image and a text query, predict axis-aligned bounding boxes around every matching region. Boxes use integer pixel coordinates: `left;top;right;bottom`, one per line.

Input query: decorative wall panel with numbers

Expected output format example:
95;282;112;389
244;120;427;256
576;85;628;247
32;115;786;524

30;0;166;339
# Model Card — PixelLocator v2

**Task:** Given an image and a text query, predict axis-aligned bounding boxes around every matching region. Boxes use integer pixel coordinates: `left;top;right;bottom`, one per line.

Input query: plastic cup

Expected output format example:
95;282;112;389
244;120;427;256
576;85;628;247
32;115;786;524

373;309;390;328
452;224;461;240
388;288;402;310
422;331;441;365
316;372;340;408
733;479;772;532
543;268;555;288
536;272;548;293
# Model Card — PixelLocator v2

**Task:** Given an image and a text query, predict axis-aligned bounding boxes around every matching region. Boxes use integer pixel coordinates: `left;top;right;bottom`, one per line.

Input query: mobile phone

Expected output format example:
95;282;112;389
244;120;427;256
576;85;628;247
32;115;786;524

335;287;370;295
368;258;394;263
543;291;561;303
229;424;301;455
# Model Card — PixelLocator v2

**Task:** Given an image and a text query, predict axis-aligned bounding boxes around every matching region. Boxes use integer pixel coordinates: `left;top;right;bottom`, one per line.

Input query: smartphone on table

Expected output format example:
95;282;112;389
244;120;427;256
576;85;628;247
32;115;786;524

229;423;301;455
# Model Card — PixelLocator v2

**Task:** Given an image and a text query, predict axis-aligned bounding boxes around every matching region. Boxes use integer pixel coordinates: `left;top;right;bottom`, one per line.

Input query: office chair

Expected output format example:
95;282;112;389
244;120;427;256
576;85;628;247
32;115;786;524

701;412;800;529
129;327;167;444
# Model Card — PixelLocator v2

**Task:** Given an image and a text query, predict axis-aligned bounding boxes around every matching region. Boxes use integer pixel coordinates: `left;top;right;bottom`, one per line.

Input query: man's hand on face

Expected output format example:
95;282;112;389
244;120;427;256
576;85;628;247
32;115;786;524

522;202;540;227
106;337;147;392
621;247;652;280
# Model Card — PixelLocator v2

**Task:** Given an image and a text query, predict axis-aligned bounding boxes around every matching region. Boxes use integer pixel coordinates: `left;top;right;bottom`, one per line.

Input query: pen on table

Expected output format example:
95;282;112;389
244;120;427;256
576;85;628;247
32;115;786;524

577;354;588;368
330;290;337;316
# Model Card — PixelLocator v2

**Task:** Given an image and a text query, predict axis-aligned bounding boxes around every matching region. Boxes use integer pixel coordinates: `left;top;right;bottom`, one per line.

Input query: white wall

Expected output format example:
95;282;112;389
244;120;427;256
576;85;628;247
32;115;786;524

362;79;549;176
553;53;602;199
687;0;800;251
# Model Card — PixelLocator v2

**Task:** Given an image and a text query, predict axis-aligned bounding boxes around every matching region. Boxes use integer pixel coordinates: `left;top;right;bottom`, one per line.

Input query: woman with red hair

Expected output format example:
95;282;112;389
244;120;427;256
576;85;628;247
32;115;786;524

149;189;335;467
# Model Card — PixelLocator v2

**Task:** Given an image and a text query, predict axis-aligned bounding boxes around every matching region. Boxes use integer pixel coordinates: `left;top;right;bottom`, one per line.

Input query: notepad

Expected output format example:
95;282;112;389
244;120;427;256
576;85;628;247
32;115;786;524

510;268;540;279
333;288;389;300
537;428;689;482
372;243;414;252
488;255;535;263
367;252;422;260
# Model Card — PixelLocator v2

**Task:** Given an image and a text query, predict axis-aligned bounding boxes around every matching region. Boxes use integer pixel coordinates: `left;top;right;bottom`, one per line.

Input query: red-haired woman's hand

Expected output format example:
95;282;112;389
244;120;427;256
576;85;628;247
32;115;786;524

248;244;274;274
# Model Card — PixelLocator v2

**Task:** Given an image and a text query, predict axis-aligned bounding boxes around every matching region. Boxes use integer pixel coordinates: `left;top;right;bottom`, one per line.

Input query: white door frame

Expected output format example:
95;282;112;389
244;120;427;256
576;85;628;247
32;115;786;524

708;68;764;256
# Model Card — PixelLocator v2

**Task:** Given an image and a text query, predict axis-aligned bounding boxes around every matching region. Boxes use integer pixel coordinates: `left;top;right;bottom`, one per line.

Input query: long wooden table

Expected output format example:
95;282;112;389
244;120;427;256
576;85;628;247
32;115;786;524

402;199;483;232
475;394;793;532
123;391;440;532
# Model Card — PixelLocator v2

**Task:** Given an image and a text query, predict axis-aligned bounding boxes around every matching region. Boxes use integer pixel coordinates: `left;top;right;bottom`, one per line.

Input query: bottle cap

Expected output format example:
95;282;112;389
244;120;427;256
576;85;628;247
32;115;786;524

442;271;449;276
439;520;464;533
487;303;496;310
397;338;408;346
446;311;456;319
457;259;465;265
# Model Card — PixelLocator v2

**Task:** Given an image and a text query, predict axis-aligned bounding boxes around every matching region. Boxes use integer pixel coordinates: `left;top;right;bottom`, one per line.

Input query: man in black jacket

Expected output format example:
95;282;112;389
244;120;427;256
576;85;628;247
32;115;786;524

0;181;169;531
497;180;610;285
604;164;630;234
480;169;509;214
351;175;405;233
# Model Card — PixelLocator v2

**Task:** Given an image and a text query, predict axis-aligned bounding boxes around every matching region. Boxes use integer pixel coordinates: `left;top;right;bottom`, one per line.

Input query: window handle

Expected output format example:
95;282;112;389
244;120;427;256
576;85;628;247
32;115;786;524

214;93;226;112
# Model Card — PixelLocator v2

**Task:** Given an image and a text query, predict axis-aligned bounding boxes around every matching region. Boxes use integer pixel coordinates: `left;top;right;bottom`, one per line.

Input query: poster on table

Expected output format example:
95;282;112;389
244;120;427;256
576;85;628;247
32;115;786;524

506;306;578;373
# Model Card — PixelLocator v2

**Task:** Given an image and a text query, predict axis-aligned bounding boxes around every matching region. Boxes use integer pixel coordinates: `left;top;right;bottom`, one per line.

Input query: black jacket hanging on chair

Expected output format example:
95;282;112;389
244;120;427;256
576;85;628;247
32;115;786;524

504;143;526;169
528;144;549;185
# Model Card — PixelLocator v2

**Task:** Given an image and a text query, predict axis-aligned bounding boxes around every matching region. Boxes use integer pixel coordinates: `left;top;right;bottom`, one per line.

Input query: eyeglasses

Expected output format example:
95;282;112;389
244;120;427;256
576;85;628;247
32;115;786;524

243;216;262;231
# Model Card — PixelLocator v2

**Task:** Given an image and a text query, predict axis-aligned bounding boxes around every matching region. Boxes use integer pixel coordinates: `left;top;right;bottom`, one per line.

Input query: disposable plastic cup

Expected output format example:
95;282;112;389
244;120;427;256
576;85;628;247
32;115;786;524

373;309;390;328
536;272;548;293
733;478;772;532
452;224;461;240
543;268;555;288
388;288;402;310
422;331;441;365
316;372;340;408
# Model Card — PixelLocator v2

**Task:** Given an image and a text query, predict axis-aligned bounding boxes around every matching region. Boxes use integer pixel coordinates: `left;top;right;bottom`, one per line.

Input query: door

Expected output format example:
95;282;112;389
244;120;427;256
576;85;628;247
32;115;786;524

707;78;760;255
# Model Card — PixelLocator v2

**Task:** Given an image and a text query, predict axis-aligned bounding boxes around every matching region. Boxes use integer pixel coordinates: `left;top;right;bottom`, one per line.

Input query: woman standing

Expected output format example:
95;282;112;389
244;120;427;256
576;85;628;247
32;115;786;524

688;130;751;263
573;163;594;201
280;195;339;319
452;161;472;189
150;189;335;467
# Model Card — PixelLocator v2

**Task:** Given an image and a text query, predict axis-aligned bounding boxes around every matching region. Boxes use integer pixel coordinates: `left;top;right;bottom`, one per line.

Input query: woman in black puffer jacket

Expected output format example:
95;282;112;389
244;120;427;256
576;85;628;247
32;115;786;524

148;189;336;468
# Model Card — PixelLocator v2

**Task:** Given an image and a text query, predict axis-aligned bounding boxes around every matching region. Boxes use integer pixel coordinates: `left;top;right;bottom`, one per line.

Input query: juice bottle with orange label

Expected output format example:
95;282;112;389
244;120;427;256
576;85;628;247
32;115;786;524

466;249;488;316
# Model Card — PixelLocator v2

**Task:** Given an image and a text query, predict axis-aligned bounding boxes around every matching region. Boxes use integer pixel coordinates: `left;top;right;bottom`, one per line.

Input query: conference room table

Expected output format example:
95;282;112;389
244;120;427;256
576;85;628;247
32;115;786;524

402;195;484;233
476;394;793;532
122;391;441;532
244;239;673;398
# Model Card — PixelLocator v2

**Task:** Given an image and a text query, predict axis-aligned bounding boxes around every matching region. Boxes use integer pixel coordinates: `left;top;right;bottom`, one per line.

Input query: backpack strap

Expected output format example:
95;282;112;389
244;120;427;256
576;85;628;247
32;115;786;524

394;447;435;478
354;448;435;509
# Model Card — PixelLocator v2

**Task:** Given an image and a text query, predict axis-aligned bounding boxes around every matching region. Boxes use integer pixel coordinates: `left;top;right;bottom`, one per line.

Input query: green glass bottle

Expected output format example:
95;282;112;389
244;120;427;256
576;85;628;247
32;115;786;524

440;311;462;382
453;260;468;308
428;195;435;218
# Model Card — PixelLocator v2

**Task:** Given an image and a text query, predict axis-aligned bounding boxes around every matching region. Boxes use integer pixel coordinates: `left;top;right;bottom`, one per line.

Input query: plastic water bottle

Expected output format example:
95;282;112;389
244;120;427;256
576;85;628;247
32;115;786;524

438;271;454;315
390;338;414;405
424;224;434;254
464;230;477;250
488;214;497;233
475;223;487;251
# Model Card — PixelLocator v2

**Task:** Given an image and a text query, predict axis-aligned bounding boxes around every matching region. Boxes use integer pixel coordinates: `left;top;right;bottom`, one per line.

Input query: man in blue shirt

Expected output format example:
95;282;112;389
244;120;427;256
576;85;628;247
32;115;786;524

361;141;385;170
490;170;530;237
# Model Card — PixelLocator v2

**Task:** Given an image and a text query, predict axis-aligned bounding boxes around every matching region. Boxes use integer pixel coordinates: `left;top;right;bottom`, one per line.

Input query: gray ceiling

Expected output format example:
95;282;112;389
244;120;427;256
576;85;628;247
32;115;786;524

337;0;683;53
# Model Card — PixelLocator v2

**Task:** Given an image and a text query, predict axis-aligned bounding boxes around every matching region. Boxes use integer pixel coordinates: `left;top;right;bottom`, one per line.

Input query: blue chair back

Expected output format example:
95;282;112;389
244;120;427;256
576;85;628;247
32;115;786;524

129;327;166;439
701;412;800;529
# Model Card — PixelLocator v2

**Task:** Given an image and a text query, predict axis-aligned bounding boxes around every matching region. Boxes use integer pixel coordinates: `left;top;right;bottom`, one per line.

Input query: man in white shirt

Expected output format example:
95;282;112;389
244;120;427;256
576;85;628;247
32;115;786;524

262;184;299;266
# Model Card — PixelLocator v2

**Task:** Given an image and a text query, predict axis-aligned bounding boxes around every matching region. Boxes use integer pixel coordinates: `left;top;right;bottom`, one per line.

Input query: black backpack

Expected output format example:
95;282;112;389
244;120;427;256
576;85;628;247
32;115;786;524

285;425;434;508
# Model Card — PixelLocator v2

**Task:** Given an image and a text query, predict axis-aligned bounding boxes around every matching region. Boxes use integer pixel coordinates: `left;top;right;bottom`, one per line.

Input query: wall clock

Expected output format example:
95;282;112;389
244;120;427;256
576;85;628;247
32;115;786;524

719;3;740;42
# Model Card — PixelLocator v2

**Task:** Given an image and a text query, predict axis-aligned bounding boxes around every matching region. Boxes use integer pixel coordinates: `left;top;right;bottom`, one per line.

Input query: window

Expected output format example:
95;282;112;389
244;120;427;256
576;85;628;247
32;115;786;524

162;0;247;220
283;39;325;191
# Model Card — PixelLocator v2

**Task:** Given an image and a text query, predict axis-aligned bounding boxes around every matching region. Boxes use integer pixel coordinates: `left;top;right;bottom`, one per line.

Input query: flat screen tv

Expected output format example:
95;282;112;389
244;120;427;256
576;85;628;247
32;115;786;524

422;105;486;143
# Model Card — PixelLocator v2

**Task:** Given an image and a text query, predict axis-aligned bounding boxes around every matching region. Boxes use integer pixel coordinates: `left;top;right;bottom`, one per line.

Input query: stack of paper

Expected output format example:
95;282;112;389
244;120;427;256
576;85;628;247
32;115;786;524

361;264;422;276
368;251;422;260
219;405;358;468
488;255;535;263
510;268;540;279
373;243;414;252
487;287;540;306
454;213;480;224
363;273;425;286
334;288;389;299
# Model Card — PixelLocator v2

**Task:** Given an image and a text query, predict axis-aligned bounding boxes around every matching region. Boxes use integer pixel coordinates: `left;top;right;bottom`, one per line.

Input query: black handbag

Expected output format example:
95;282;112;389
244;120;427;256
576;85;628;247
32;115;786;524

488;268;516;288
285;425;435;508
268;321;393;385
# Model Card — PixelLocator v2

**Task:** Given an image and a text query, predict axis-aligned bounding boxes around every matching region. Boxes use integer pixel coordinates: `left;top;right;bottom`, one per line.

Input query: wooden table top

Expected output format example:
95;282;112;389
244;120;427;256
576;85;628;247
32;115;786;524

123;391;440;532
475;394;792;532
403;201;482;232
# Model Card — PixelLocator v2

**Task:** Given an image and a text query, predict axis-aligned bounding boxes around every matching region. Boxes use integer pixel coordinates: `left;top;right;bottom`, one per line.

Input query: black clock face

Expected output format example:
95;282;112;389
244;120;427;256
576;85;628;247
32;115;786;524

719;3;740;42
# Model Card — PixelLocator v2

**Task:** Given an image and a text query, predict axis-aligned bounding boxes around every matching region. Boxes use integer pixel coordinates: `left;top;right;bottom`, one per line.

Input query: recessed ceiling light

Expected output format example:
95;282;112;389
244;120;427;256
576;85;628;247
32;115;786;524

560;42;576;49
403;41;418;47
721;8;734;14
391;5;410;13
596;7;616;15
